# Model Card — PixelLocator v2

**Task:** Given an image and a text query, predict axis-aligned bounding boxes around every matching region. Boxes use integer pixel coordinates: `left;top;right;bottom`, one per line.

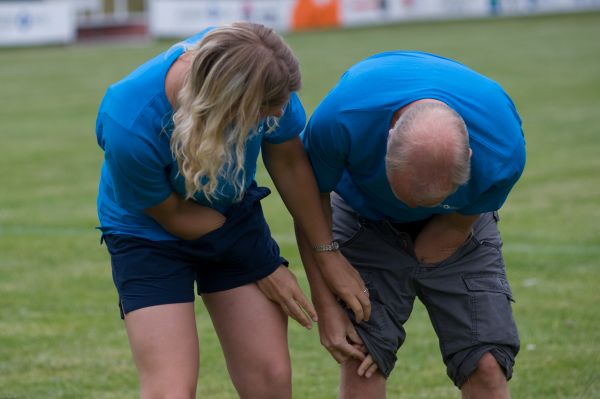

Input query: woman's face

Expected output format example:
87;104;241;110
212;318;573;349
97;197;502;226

260;93;290;119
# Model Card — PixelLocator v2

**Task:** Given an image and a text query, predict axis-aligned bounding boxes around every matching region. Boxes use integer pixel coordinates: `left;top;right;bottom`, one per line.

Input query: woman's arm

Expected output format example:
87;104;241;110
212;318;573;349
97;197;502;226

294;197;367;363
262;137;371;323
145;192;226;240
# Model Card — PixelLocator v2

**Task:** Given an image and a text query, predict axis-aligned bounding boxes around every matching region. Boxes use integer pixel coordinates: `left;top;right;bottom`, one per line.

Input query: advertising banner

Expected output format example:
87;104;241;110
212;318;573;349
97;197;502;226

291;0;340;30
385;0;488;21
341;0;384;26
488;0;600;15
147;0;600;38
0;1;76;46
149;0;294;37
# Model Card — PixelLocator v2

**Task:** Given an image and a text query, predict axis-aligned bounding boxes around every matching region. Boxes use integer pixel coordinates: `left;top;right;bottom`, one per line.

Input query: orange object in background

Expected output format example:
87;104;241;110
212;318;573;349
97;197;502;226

292;0;340;30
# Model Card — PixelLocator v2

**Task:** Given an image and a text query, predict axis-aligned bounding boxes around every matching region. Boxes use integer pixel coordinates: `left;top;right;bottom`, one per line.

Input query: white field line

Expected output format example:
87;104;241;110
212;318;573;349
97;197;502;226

0;225;96;236
2;227;599;257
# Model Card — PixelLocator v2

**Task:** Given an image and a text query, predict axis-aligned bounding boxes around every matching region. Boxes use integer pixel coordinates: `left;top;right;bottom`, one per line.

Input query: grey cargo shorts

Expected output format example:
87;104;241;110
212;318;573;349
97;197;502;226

331;194;520;387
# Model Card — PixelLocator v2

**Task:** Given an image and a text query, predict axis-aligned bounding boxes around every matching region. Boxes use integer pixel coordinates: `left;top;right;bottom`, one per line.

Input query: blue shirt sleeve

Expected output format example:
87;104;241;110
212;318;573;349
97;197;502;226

300;102;350;193
263;92;306;144
98;114;173;212
458;154;525;215
458;181;516;215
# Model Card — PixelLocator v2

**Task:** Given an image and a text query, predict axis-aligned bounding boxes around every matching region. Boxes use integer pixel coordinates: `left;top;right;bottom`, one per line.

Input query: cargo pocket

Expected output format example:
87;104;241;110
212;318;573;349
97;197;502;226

463;273;519;345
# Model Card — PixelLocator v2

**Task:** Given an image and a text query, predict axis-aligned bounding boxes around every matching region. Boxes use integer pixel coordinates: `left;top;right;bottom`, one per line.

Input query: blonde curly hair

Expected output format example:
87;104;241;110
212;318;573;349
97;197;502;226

171;22;301;201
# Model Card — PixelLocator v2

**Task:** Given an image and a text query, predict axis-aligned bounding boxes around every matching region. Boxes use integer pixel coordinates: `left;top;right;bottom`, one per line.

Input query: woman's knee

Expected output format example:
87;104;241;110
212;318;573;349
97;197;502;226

140;379;197;399
235;360;291;398
263;360;292;387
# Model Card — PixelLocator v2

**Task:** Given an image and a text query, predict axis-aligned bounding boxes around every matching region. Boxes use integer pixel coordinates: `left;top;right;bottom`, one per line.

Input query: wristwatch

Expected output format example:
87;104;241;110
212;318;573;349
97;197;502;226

313;240;340;253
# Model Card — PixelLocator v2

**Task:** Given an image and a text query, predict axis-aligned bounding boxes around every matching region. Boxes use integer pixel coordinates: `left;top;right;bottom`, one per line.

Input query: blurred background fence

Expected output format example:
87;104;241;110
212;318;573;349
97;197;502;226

2;0;600;46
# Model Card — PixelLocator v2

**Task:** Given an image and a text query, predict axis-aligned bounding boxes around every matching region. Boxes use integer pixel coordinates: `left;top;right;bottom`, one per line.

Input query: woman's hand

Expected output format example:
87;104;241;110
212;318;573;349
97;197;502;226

256;265;318;330
315;300;367;364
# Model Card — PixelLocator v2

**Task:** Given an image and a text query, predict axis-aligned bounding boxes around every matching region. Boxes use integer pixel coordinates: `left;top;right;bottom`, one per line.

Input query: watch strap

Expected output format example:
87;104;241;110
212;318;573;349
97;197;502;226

313;240;340;252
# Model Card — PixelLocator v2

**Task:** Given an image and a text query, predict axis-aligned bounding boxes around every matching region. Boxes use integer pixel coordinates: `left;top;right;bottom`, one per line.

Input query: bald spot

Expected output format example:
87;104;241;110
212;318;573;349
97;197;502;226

402;107;460;188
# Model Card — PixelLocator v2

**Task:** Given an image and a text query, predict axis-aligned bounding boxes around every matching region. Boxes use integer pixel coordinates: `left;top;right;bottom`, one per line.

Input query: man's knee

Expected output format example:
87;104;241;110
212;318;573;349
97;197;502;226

447;345;516;388
470;352;507;386
340;359;387;399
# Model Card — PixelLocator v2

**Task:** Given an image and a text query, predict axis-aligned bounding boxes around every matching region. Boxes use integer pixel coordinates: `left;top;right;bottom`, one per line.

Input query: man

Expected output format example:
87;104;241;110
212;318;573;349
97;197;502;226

297;51;525;398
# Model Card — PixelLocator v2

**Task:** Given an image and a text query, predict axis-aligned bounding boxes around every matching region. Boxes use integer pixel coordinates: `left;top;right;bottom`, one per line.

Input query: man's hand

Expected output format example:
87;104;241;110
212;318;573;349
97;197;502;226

316;301;367;364
315;251;371;323
256;265;318;330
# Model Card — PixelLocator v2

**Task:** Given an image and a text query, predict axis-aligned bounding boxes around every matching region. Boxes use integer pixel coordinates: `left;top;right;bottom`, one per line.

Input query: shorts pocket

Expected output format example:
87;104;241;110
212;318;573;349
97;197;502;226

339;223;366;248
471;212;503;250
463;273;519;345
104;234;148;256
332;214;365;248
463;273;514;301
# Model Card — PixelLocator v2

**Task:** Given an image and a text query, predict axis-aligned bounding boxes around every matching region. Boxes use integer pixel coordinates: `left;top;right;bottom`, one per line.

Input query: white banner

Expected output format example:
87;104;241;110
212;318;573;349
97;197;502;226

385;0;488;20
341;0;489;25
341;0;384;26
0;1;76;46
333;0;600;27
149;0;295;38
147;0;600;38
488;0;600;15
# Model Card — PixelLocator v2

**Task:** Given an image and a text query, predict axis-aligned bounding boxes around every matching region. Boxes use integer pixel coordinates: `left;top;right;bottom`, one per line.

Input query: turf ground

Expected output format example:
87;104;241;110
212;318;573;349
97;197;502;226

1;11;599;399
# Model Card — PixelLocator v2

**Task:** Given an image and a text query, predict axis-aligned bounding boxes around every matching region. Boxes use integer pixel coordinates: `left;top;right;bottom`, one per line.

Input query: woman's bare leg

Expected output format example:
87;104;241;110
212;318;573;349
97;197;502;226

203;284;291;399
124;303;199;399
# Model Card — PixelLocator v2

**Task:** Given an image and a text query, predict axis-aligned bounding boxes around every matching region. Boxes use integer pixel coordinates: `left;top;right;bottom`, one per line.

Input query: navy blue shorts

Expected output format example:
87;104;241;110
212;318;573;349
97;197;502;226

103;184;287;318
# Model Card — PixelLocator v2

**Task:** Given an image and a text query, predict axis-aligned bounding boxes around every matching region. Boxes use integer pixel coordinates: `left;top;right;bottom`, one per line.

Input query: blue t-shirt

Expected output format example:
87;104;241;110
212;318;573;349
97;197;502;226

301;51;526;222
96;28;306;240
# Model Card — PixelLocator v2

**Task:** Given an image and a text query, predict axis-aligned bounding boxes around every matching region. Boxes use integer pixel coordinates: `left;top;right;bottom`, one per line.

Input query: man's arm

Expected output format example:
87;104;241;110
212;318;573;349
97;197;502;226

414;212;480;264
145;192;226;240
262;137;371;323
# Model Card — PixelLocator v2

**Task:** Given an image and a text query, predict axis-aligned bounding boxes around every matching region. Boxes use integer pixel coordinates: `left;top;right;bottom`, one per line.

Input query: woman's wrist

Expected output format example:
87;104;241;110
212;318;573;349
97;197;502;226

312;240;340;253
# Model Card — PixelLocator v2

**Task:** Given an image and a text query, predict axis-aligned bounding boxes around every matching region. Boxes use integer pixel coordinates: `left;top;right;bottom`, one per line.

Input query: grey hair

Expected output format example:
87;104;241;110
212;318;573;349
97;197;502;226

386;101;471;203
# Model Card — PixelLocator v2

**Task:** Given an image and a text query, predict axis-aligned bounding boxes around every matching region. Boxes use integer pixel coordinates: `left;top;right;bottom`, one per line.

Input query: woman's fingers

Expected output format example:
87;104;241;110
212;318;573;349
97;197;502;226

256;266;317;329
357;354;377;377
284;297;313;329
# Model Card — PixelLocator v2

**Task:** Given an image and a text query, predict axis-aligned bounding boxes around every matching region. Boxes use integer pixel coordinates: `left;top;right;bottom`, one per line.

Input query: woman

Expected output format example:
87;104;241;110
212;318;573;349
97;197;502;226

95;22;368;398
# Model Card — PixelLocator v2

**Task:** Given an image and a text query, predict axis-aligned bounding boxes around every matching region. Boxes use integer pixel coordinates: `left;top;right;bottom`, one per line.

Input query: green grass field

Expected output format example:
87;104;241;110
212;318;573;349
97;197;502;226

1;11;599;399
